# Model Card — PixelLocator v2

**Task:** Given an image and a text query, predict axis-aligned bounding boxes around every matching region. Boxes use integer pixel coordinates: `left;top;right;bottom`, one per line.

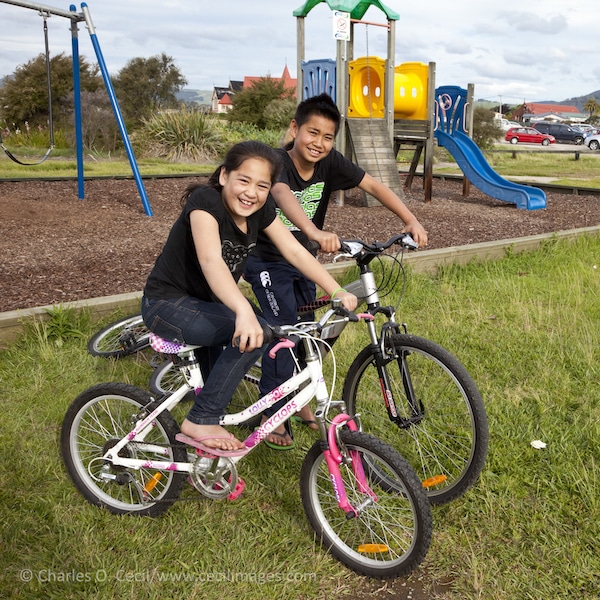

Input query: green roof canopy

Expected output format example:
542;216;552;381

293;0;399;21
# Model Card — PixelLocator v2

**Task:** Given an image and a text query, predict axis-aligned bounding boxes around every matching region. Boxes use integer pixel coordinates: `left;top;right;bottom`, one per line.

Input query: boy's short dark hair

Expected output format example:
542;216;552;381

294;93;341;134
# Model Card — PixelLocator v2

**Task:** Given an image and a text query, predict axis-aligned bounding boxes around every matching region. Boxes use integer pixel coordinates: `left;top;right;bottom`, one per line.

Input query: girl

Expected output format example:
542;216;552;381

141;141;357;453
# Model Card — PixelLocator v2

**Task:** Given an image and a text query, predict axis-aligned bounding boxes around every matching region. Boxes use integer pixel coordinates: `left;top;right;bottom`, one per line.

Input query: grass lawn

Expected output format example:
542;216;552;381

1;232;599;599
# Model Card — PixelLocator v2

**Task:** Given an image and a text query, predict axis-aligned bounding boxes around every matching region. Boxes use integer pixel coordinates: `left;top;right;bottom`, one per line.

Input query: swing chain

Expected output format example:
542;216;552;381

0;9;55;165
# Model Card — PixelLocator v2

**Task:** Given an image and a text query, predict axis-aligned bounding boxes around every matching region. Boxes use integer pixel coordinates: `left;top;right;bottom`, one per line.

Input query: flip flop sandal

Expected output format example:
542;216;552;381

264;430;296;451
291;415;318;429
175;433;248;457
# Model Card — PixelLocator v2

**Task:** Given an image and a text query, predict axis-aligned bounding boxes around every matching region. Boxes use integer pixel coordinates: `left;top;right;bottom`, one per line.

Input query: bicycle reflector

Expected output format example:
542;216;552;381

422;474;448;489
357;543;389;554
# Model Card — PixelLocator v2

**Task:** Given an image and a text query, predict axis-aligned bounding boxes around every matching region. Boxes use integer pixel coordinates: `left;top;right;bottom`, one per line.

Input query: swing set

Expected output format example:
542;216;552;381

0;0;153;216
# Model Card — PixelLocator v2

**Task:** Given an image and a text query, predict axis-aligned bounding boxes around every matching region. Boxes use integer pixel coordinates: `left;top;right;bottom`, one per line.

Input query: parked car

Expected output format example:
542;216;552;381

576;124;599;136
532;122;585;145
505;127;556;146
496;118;521;131
585;133;600;151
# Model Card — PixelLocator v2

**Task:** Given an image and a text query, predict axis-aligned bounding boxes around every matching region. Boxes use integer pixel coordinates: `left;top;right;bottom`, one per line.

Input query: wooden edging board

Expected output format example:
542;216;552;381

1;225;599;348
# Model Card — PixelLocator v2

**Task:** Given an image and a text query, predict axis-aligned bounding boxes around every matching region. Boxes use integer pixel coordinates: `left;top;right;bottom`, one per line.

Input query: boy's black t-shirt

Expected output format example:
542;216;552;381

144;186;276;301
250;147;364;262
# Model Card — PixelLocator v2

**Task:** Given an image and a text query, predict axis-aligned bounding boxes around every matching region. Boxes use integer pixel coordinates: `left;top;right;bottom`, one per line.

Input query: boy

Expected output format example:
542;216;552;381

244;93;428;448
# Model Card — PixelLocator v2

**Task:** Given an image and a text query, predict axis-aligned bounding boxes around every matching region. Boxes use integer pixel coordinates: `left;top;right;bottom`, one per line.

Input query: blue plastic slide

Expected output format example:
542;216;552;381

435;129;546;210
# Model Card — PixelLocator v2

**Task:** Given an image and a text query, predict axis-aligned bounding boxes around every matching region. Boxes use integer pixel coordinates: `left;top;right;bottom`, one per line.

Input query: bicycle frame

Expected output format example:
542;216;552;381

100;309;376;516
300;252;422;429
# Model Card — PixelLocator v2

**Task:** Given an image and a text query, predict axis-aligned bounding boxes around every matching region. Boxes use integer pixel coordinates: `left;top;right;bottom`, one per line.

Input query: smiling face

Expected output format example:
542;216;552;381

218;157;273;228
288;114;336;173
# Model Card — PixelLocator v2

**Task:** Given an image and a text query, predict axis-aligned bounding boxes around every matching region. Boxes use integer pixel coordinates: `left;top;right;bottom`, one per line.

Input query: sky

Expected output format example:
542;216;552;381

1;0;599;107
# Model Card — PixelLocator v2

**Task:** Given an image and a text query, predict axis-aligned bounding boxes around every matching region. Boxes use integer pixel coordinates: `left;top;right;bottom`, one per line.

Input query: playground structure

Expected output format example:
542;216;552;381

0;0;152;215
434;86;546;210
293;0;545;210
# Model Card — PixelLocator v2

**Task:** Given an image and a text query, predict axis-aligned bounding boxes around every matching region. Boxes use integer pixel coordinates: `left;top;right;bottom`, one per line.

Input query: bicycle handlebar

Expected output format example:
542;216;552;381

339;232;419;255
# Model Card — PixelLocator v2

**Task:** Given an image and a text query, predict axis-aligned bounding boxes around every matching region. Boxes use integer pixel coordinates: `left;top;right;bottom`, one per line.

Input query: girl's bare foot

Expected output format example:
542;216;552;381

180;419;244;451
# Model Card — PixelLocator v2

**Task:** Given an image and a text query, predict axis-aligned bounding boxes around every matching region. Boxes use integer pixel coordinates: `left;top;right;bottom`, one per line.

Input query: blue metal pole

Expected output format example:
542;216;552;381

80;2;153;216
70;4;85;199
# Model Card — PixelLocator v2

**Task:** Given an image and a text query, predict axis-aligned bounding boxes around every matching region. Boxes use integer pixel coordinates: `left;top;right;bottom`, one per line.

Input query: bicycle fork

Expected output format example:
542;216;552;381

367;319;425;428
321;414;377;518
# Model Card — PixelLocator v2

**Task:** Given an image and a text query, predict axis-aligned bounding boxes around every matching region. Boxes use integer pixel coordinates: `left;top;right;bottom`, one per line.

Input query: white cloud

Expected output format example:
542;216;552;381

0;0;599;105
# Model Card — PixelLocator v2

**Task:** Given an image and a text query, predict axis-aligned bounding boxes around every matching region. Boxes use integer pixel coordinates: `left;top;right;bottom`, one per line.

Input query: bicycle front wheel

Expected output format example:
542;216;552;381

343;334;488;505
61;383;187;516
87;315;151;358
300;430;432;579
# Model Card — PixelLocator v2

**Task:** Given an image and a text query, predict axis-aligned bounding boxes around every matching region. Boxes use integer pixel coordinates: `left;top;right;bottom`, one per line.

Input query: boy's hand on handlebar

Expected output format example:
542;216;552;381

402;221;428;247
336;290;358;312
310;230;340;254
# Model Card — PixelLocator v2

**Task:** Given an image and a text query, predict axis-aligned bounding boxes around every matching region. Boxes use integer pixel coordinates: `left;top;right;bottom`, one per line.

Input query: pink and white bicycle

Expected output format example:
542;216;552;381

62;302;432;579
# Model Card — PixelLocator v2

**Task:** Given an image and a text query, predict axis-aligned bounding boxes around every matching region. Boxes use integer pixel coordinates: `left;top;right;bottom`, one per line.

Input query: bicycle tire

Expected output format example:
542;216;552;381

61;382;187;516
300;430;432;579
149;359;262;429
343;334;488;505
87;315;151;358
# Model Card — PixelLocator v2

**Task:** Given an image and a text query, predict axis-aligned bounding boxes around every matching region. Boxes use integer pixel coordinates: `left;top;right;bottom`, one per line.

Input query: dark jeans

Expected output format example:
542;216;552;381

244;256;316;417
142;294;266;425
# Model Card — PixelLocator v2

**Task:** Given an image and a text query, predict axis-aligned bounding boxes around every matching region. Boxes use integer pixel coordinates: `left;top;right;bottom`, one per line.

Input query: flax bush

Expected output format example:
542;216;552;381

137;108;227;162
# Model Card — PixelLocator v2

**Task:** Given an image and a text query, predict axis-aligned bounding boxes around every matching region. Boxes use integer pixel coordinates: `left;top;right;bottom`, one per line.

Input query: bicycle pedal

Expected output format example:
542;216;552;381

227;477;245;501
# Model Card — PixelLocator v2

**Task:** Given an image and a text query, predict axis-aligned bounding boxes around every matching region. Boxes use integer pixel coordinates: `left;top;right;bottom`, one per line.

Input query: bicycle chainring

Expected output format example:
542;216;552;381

189;454;238;500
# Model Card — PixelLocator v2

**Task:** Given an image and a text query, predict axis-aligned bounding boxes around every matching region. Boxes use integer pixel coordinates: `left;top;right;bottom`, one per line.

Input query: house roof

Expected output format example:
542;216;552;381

523;102;580;115
243;66;297;91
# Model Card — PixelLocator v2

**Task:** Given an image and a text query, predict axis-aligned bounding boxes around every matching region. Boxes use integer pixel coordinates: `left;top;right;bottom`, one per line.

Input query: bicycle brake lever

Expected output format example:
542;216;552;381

332;301;359;322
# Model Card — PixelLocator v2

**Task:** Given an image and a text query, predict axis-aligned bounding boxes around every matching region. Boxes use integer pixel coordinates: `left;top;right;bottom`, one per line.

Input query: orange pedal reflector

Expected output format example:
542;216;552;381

143;472;163;493
422;474;447;488
358;543;389;554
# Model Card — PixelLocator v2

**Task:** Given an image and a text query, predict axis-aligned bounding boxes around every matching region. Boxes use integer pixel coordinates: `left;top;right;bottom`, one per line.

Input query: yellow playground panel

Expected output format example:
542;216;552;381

348;58;429;120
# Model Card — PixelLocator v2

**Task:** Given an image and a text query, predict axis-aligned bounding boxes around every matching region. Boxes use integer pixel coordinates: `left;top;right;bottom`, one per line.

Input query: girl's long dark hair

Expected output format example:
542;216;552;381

180;140;282;204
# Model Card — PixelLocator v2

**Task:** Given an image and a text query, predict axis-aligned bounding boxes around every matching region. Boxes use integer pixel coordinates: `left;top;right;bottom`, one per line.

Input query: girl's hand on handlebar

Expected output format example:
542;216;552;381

336;290;358;312
233;312;264;352
311;230;340;254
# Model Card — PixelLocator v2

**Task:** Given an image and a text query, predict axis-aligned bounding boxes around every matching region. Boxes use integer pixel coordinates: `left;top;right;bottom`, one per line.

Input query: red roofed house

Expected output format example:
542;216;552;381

211;81;243;114
513;102;586;123
212;66;296;113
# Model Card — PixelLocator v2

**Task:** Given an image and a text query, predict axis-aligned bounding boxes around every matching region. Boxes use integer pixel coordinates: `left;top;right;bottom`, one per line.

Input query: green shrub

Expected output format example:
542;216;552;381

137;108;227;162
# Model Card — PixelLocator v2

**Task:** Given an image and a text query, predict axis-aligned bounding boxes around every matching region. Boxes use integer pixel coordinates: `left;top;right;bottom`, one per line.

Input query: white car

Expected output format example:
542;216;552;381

496;118;521;131
584;134;600;151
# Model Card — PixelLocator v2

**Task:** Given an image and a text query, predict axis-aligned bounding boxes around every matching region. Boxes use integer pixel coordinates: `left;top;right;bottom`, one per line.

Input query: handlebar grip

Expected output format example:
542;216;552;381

233;322;276;348
306;240;321;253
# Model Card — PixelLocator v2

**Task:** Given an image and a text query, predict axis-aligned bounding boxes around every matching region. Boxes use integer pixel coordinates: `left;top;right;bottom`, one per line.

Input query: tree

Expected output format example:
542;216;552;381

228;77;294;129
113;53;187;126
0;53;101;126
583;97;600;124
472;106;503;150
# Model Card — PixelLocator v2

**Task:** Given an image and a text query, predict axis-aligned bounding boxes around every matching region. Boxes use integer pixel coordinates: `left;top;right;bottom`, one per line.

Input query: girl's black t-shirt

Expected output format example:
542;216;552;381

144;186;276;301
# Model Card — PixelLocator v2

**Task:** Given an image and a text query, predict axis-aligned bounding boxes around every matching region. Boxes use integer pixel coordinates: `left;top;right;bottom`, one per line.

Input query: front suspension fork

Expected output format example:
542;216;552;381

322;414;377;518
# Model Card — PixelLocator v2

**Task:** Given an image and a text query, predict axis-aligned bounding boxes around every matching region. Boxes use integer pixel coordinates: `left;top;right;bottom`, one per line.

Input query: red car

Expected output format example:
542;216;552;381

505;127;556;146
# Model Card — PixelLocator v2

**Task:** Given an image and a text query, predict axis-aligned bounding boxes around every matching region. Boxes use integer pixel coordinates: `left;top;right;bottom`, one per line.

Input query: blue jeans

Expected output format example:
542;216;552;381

142;295;266;425
244;256;316;418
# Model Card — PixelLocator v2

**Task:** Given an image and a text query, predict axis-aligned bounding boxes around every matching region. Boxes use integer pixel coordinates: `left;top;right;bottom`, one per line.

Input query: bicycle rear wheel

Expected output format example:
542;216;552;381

87;315;151;358
300;430;432;579
61;383;187;516
343;334;488;505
